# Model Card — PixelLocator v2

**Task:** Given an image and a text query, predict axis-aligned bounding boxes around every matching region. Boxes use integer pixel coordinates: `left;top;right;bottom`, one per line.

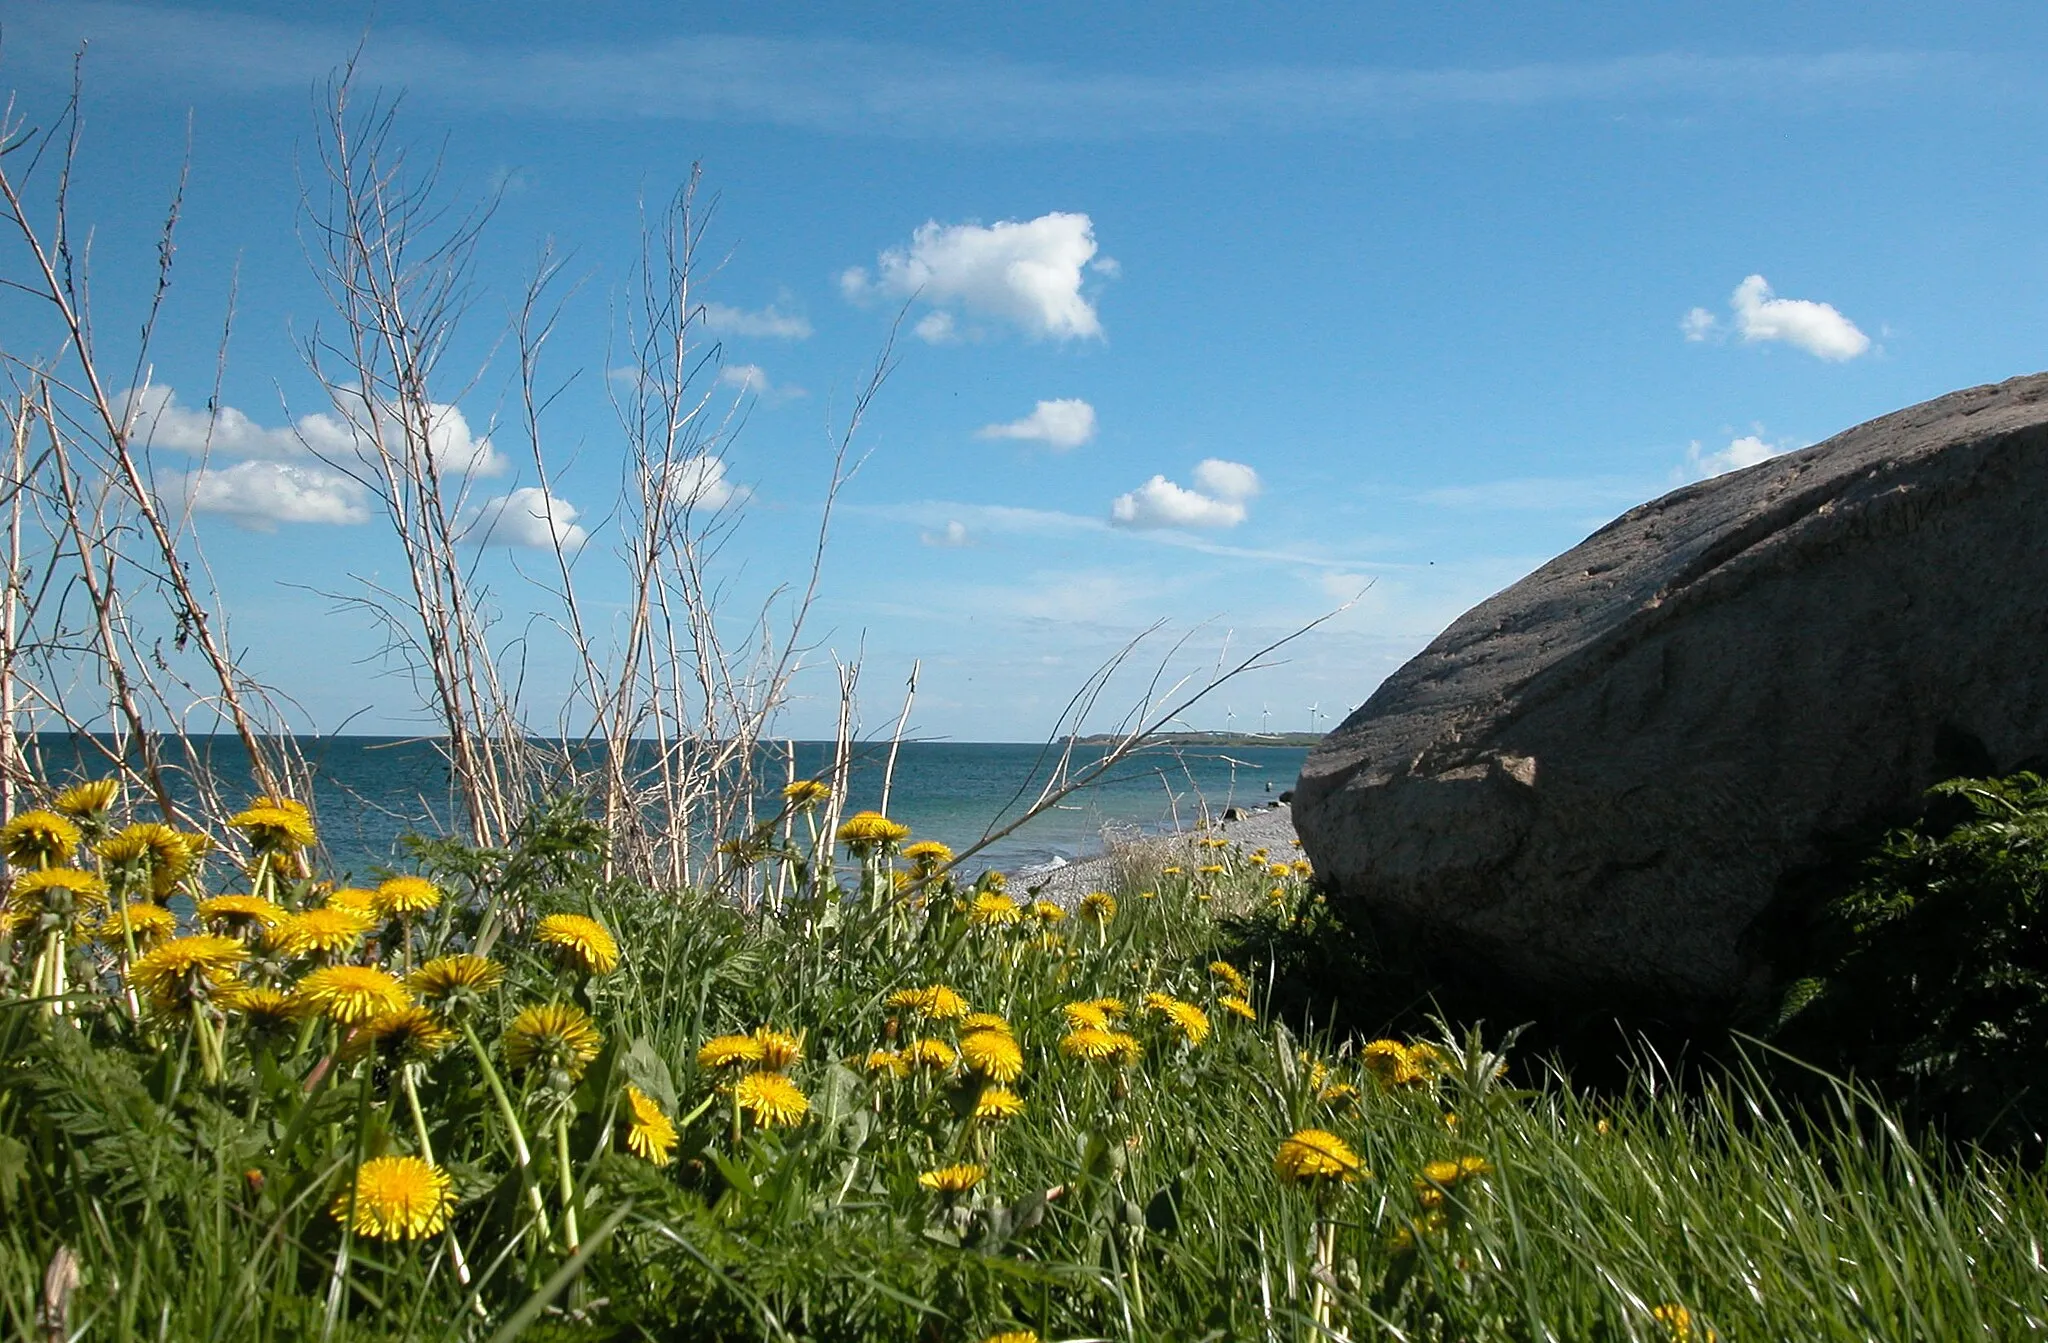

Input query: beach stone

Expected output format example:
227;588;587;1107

1294;371;2048;1020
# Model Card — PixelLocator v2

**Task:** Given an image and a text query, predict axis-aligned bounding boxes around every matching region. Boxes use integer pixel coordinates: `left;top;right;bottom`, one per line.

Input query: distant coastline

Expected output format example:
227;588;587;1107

1069;730;1324;748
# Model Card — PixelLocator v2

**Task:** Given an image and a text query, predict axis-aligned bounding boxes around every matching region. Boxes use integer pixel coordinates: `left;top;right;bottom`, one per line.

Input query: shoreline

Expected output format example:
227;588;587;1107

1005;800;1299;905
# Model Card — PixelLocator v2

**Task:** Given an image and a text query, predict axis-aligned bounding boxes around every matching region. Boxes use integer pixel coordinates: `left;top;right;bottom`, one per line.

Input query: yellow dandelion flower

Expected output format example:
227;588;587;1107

297;965;411;1026
733;1071;809;1127
886;984;969;1021
1291;859;1313;877
1061;1001;1111;1030
96;824;203;897
623;1084;678;1165
7;867;108;921
196;894;284;932
968;892;1023;927
1268;861;1293;877
903;1037;958;1070
223;984;302;1031
1274;1128;1367;1185
1060;1027;1140;1065
1196;835;1230;850
409;954;505;1011
698;1033;767;1070
1209;960;1249;994
960;1012;1012;1035
781;778;831;808
959;1029;1025;1082
228;801;317;852
534;912;620;975
504;1001;602;1078
1084;996;1126;1018
1147;995;1210;1046
1198;863;1226;876
373;875;442;918
978;1333;1040;1343
267;906;374;959
1219;994;1256;1022
94;901;177;946
342;1005;456;1065
917;1163;985;1194
1651;1305;1718;1343
1317;1078;1363;1107
1161;865;1183;876
972;1085;1025;1122
751;1026;804;1072
327;887;378;914
331;1155;454;1241
1077;891;1116;923
51;779;120;818
127;933;247;1009
1;809;80;866
861;1048;910;1078
1363;1039;1438;1089
836;810;910;851
902;840;953;872
1029;899;1065;923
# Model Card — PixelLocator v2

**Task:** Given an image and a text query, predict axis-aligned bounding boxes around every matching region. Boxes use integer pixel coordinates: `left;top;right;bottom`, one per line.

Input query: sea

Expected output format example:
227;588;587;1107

24;737;1309;883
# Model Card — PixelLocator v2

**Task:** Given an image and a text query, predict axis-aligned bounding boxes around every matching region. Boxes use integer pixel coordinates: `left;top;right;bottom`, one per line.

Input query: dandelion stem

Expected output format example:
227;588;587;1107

555;1109;581;1255
459;1020;551;1237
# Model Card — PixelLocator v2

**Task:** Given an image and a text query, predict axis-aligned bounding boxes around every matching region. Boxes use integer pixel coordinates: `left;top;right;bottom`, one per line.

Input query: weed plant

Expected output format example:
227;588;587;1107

0;784;2044;1340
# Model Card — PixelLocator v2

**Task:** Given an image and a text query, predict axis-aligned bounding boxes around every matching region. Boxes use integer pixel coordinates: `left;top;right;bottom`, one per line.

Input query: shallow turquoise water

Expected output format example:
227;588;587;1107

27;736;1307;881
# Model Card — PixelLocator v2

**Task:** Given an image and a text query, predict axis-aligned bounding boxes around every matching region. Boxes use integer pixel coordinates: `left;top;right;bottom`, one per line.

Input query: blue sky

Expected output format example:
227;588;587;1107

5;1;2047;741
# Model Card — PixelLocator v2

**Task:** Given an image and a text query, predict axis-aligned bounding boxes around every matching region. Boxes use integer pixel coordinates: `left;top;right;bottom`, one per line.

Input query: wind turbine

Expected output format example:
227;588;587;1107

1307;702;1322;734
1260;703;1271;734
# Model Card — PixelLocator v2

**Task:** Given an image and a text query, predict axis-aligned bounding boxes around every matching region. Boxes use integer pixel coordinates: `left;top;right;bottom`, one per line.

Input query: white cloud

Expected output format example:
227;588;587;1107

921;519;971;547
1192;458;1261;502
664;455;745;510
701;301;812;339
1683;432;1798;480
187;460;370;530
913;311;959;344
1725;274;1870;360
1680;307;1718;341
1110;460;1261;530
124;385;505;477
463;487;589;551
841;212;1105;341
974;398;1097;451
716;363;806;402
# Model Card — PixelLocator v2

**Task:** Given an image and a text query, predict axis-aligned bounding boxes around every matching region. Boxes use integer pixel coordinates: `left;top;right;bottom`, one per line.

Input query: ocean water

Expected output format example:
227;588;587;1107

24;736;1308;882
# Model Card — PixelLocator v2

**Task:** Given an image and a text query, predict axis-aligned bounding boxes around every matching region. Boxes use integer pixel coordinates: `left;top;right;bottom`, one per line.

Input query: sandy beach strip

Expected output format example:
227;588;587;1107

1005;800;1299;906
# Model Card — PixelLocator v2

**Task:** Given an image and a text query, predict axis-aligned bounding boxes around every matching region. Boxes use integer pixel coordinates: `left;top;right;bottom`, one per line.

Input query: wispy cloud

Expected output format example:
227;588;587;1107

1415;475;1656;512
13;6;1964;140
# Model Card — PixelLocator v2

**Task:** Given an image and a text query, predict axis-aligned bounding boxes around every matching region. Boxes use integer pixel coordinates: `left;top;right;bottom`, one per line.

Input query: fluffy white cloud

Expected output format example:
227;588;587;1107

463;487;589;551
921;519;970;547
975;398;1096;451
1192;458;1261;502
187;460;370;530
664;455;744;510
1683;433;1796;480
701;301;812;339
1680;307;1718;341
1110;459;1260;530
1724;274;1870;360
841;212;1105;341
124;385;505;477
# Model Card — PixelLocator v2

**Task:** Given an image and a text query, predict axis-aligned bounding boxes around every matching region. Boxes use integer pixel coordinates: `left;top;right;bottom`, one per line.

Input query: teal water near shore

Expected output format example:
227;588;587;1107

25;737;1308;880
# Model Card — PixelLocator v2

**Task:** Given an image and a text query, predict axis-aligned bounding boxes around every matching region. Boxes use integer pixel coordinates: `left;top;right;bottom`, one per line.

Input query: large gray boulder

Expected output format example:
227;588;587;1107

1294;372;2048;1019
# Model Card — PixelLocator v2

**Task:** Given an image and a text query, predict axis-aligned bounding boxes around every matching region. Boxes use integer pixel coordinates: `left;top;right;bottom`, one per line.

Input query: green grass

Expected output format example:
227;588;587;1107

2;805;2045;1341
